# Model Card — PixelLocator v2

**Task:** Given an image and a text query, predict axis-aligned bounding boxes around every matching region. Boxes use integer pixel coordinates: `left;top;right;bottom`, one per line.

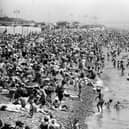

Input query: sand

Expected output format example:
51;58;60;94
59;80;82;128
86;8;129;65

0;85;95;129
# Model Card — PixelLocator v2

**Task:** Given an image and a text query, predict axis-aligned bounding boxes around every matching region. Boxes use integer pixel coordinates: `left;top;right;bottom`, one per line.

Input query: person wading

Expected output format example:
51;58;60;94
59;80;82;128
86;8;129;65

95;89;104;112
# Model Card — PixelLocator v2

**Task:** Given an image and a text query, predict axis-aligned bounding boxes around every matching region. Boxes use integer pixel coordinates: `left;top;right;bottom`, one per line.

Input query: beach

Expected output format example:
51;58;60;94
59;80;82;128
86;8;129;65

0;80;95;129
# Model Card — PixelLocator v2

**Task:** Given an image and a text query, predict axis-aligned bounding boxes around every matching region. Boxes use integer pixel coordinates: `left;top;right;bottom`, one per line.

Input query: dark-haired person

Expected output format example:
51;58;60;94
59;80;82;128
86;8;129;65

0;119;3;129
55;85;64;104
105;99;113;110
39;116;49;129
95;89;104;112
78;73;84;101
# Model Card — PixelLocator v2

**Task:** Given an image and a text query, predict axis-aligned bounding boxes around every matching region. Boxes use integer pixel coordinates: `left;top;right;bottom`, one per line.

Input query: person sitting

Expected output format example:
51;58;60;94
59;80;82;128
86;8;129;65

39;116;49;129
1;123;13;129
15;121;24;129
73;119;80;129
48;119;60;129
24;126;30;129
53;97;60;109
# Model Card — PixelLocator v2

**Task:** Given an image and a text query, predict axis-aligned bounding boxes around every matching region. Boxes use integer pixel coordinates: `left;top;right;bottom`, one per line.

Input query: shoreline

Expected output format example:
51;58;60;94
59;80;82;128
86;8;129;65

55;85;95;129
71;86;95;129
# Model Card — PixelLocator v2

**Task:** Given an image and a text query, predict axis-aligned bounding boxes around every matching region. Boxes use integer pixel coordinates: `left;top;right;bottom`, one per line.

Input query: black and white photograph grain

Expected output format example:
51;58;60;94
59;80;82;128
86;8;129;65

0;0;129;129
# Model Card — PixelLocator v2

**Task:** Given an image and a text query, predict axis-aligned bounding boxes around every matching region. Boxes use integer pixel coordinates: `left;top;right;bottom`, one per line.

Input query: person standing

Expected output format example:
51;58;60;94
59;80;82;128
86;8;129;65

55;84;64;104
78;73;84;101
95;89;104;112
120;60;125;76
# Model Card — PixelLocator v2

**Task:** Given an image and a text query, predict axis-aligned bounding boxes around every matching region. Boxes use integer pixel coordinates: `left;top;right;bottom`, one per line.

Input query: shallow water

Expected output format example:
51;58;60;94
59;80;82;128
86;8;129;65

86;108;129;129
85;53;129;129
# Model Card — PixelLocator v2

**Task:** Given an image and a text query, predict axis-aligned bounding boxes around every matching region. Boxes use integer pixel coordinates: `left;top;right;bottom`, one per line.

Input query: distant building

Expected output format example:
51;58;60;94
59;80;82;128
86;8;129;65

56;21;70;29
80;24;105;31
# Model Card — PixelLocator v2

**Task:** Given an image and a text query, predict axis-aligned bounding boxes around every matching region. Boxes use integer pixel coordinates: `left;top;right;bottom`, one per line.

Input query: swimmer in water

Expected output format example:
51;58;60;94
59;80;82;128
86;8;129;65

105;99;113;109
114;101;120;110
95;89;104;112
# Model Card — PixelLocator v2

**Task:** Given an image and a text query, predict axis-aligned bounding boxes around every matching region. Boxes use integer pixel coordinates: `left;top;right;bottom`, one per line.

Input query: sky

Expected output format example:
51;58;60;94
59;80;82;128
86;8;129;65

0;0;129;28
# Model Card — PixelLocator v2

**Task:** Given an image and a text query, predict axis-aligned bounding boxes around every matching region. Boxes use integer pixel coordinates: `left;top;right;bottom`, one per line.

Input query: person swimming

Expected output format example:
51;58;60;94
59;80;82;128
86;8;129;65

105;99;113;109
114;101;120;111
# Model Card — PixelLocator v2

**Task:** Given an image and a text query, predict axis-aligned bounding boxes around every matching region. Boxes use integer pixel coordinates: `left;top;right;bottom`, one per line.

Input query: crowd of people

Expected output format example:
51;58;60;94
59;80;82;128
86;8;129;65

0;25;129;128
0;113;61;129
96;29;129;113
106;29;129;76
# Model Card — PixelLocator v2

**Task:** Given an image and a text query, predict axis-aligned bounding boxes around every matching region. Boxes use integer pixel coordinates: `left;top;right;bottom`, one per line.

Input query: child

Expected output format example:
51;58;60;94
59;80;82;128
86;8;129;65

114;101;120;110
105;99;113;109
